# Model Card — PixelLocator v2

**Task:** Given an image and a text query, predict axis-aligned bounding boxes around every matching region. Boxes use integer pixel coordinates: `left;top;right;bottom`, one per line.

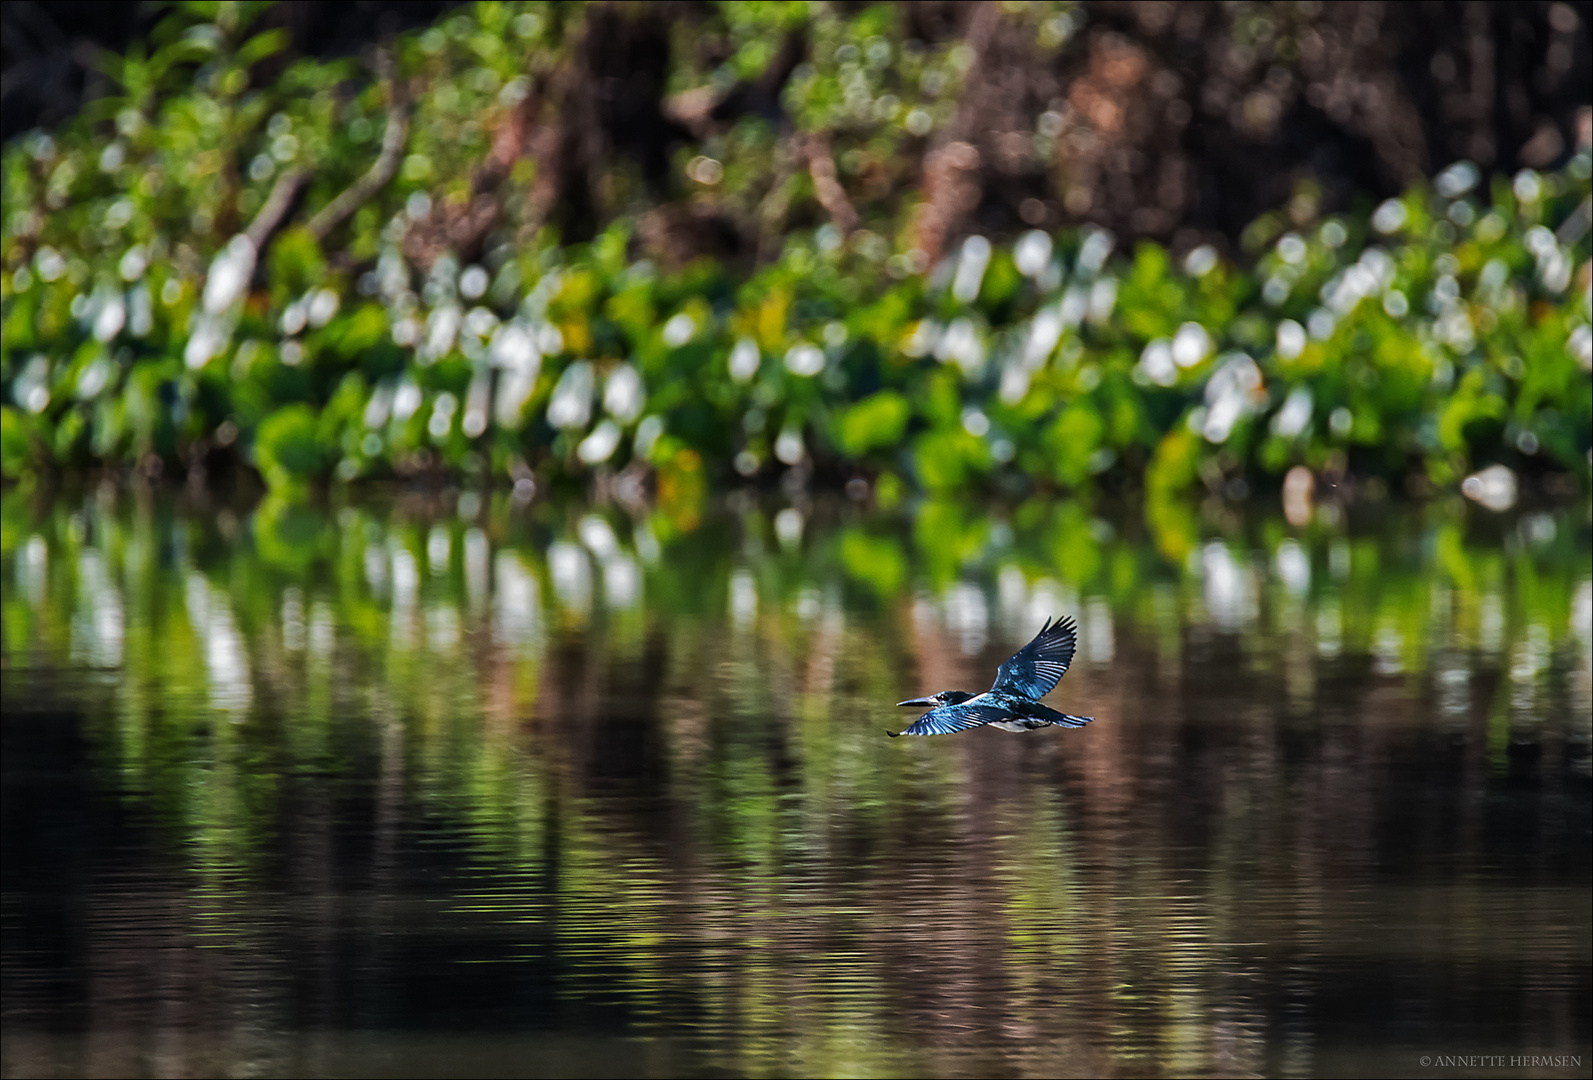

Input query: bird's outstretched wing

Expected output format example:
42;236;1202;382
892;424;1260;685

889;700;1009;737
989;616;1077;699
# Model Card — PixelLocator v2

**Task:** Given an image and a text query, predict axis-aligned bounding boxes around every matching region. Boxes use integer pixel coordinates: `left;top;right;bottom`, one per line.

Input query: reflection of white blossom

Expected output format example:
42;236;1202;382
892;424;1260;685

72;550;123;669
603;555;641;610
493;551;542;651
1275;540;1311;596
427;527;451;576
548;541;591;615
729;569;757;628
1202;542;1254;631
185;571;251;716
774;508;803;548
942;582;988;656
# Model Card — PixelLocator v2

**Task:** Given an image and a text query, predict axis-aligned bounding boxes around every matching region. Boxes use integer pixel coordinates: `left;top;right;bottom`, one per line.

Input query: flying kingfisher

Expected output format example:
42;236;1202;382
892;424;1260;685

887;615;1093;737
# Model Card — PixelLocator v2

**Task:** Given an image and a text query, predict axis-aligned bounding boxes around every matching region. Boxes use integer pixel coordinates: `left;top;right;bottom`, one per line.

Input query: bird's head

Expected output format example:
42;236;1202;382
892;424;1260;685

896;690;976;708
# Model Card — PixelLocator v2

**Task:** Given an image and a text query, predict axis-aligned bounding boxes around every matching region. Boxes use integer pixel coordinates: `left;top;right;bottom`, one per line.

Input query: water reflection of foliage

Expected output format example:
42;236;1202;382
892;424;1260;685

2;487;1589;1072
4;486;1590;808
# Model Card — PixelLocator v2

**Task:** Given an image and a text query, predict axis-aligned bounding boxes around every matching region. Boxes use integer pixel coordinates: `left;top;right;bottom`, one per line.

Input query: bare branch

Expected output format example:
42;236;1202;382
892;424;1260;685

245;166;308;251
805;133;859;235
307;49;409;242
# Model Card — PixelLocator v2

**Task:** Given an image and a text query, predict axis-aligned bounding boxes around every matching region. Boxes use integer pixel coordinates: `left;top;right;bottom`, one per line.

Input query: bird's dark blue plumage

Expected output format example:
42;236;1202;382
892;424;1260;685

888;617;1092;737
990;614;1077;699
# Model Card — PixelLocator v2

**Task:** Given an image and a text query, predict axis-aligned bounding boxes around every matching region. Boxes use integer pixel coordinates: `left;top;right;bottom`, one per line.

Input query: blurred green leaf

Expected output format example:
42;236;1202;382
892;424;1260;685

833;390;909;458
254;403;325;489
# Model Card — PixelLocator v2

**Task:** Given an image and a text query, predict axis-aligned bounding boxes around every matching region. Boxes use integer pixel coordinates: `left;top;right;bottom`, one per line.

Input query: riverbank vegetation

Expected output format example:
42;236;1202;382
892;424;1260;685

2;1;1589;505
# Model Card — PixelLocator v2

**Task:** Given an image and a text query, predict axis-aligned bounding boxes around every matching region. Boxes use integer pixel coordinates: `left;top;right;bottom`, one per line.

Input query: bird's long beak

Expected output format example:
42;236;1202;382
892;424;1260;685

896;696;938;708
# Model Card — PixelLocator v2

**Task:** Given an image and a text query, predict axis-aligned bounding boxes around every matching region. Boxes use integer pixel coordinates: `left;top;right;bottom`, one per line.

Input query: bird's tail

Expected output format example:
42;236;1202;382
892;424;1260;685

1029;702;1093;728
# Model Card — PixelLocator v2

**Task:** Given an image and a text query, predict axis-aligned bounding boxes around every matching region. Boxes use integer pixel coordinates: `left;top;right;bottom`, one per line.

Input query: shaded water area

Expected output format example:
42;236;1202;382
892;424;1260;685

2;486;1590;1079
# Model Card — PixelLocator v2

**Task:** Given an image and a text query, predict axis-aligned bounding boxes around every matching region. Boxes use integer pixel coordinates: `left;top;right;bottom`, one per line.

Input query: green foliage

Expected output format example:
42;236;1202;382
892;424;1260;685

1;1;1589;500
253;403;324;488
0;406;33;480
834;390;909;458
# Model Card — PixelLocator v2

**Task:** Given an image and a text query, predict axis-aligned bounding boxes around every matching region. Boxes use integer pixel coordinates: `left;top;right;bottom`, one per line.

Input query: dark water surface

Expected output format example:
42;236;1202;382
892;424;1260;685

2;488;1590;1079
